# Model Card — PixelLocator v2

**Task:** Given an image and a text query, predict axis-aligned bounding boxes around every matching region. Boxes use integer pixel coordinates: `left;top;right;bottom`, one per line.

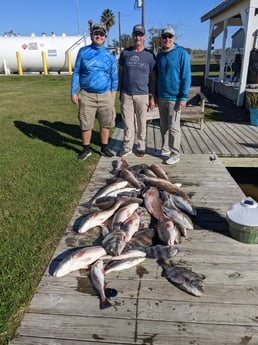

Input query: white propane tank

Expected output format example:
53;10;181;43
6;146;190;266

0;33;91;74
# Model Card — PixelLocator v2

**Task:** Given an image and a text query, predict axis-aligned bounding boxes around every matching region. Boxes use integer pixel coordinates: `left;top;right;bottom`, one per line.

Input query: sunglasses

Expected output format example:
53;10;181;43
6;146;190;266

133;32;144;37
162;34;173;39
93;32;105;37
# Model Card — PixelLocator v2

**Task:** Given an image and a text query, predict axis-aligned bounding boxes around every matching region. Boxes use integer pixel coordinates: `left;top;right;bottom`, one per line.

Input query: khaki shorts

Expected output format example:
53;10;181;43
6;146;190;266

78;89;115;130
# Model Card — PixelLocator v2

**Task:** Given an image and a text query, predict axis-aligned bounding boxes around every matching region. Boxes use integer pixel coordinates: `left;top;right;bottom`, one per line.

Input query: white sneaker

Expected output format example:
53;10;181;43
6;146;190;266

165;155;180;165
117;149;132;157
154;149;170;157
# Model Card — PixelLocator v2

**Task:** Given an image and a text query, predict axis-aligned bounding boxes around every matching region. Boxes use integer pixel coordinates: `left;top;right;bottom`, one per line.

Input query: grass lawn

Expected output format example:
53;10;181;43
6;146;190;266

0;75;105;344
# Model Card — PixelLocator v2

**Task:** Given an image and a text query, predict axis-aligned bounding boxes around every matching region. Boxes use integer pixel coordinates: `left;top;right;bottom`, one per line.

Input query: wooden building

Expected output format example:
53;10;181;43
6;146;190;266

201;0;258;106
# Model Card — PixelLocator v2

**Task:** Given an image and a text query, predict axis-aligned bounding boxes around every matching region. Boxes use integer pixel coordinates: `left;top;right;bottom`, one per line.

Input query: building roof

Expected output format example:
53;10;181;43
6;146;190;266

201;0;241;22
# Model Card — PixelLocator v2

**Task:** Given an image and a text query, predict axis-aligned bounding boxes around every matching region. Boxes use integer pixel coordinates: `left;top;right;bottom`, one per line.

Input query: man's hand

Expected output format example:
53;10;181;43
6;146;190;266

71;94;78;105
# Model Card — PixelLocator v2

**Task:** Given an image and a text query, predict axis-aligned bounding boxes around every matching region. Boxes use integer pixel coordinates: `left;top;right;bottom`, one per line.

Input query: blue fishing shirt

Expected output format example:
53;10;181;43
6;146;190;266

71;43;118;95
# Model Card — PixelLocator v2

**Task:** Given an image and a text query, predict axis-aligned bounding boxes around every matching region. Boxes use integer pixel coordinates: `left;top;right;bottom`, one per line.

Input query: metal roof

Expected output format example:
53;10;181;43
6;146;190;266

201;0;241;22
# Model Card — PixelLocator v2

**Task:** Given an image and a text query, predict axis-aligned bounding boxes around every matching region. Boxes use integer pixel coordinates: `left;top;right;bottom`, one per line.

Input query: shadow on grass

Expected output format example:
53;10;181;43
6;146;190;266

14;120;103;154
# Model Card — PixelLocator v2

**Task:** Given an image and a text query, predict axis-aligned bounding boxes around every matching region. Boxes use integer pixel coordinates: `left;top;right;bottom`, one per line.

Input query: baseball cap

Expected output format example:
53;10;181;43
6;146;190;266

161;27;175;36
92;23;106;36
132;24;145;35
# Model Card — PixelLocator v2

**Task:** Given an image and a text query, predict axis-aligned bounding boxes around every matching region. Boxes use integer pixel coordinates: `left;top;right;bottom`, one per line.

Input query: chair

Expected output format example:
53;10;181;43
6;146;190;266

181;86;207;130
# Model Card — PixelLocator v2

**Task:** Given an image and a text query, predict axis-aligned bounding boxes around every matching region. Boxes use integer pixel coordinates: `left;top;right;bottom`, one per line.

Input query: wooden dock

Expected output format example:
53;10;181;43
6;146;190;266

10;140;258;344
110;119;258;166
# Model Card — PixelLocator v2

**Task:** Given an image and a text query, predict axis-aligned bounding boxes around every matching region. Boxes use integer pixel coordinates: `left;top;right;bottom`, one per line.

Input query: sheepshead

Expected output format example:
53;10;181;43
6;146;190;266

171;194;197;216
136;206;152;229
143;186;163;220
149;164;169;180
160;190;179;210
86;180;129;207
161;205;194;230
117;168;145;189
90;259;112;309
105;186;141;198
53;246;106;277
104;256;146;275
78;198;124;234
125;228;156;249
157;216;177;246
142;176;187;199
102;229;127;256
140;244;180;260
158;260;205;297
94;196;117;210
121;211;140;242
111;202;140;229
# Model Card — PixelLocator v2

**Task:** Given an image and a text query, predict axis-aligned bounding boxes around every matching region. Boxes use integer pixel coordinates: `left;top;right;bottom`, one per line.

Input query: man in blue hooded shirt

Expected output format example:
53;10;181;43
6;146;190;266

71;23;118;160
156;26;191;165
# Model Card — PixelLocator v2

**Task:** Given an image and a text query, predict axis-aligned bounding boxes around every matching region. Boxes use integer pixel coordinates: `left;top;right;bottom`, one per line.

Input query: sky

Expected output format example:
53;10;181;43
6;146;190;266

0;0;236;50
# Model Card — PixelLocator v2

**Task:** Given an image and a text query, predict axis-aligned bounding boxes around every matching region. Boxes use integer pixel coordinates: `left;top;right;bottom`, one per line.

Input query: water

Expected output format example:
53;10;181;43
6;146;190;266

227;167;258;202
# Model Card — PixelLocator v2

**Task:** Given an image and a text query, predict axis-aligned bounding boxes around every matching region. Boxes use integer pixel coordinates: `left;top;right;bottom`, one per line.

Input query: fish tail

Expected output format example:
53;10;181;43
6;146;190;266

100;297;112;309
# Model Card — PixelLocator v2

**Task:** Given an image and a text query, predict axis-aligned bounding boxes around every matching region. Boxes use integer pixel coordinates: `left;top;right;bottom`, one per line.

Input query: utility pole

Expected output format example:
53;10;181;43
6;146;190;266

76;0;80;35
118;11;122;54
141;0;145;27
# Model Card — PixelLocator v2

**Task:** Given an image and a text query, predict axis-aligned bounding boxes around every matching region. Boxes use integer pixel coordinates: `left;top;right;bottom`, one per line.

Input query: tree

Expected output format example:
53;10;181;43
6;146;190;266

112;34;133;49
120;34;134;49
148;27;162;55
100;9;115;47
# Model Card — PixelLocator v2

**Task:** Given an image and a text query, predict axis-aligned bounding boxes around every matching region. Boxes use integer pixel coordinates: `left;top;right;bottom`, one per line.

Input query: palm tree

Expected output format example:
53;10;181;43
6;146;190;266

101;9;115;46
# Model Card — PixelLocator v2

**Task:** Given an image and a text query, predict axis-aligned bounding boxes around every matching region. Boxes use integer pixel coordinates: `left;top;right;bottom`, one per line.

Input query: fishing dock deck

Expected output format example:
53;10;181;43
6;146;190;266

111;119;258;167
10;119;258;345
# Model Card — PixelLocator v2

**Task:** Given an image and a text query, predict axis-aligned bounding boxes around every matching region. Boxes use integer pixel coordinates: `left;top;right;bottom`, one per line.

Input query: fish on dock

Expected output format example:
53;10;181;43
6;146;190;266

140;244;180;260
142;176;188;199
158;260;205;297
85;180;129;207
143;186;164;220
157;216;178;246
78;198;124;234
149;164;169;180
102;229;127;256
90;259;112;309
104;256;146;275
53;246;106;277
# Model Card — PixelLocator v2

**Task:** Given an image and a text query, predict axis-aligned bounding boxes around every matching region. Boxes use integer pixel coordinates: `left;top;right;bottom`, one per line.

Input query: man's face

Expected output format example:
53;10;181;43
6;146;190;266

161;33;175;50
133;32;145;45
92;31;106;46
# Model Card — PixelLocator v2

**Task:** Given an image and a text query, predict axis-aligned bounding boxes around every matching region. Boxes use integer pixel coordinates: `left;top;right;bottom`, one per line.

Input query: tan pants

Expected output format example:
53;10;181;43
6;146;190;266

120;93;149;152
158;98;181;155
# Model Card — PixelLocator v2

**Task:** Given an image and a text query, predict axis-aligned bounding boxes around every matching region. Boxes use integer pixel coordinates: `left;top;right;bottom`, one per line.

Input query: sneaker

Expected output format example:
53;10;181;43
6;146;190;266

136;150;145;158
78;150;92;161
100;148;114;157
165;154;180;165
117;149;132;157
155;149;170;157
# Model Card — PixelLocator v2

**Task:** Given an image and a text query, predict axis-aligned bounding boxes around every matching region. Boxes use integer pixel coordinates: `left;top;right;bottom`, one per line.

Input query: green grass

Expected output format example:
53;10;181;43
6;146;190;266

0;75;103;344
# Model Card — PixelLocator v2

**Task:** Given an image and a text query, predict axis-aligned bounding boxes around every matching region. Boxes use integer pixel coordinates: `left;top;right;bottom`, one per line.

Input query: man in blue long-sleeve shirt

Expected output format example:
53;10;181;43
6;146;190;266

156;26;191;165
71;23;118;160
